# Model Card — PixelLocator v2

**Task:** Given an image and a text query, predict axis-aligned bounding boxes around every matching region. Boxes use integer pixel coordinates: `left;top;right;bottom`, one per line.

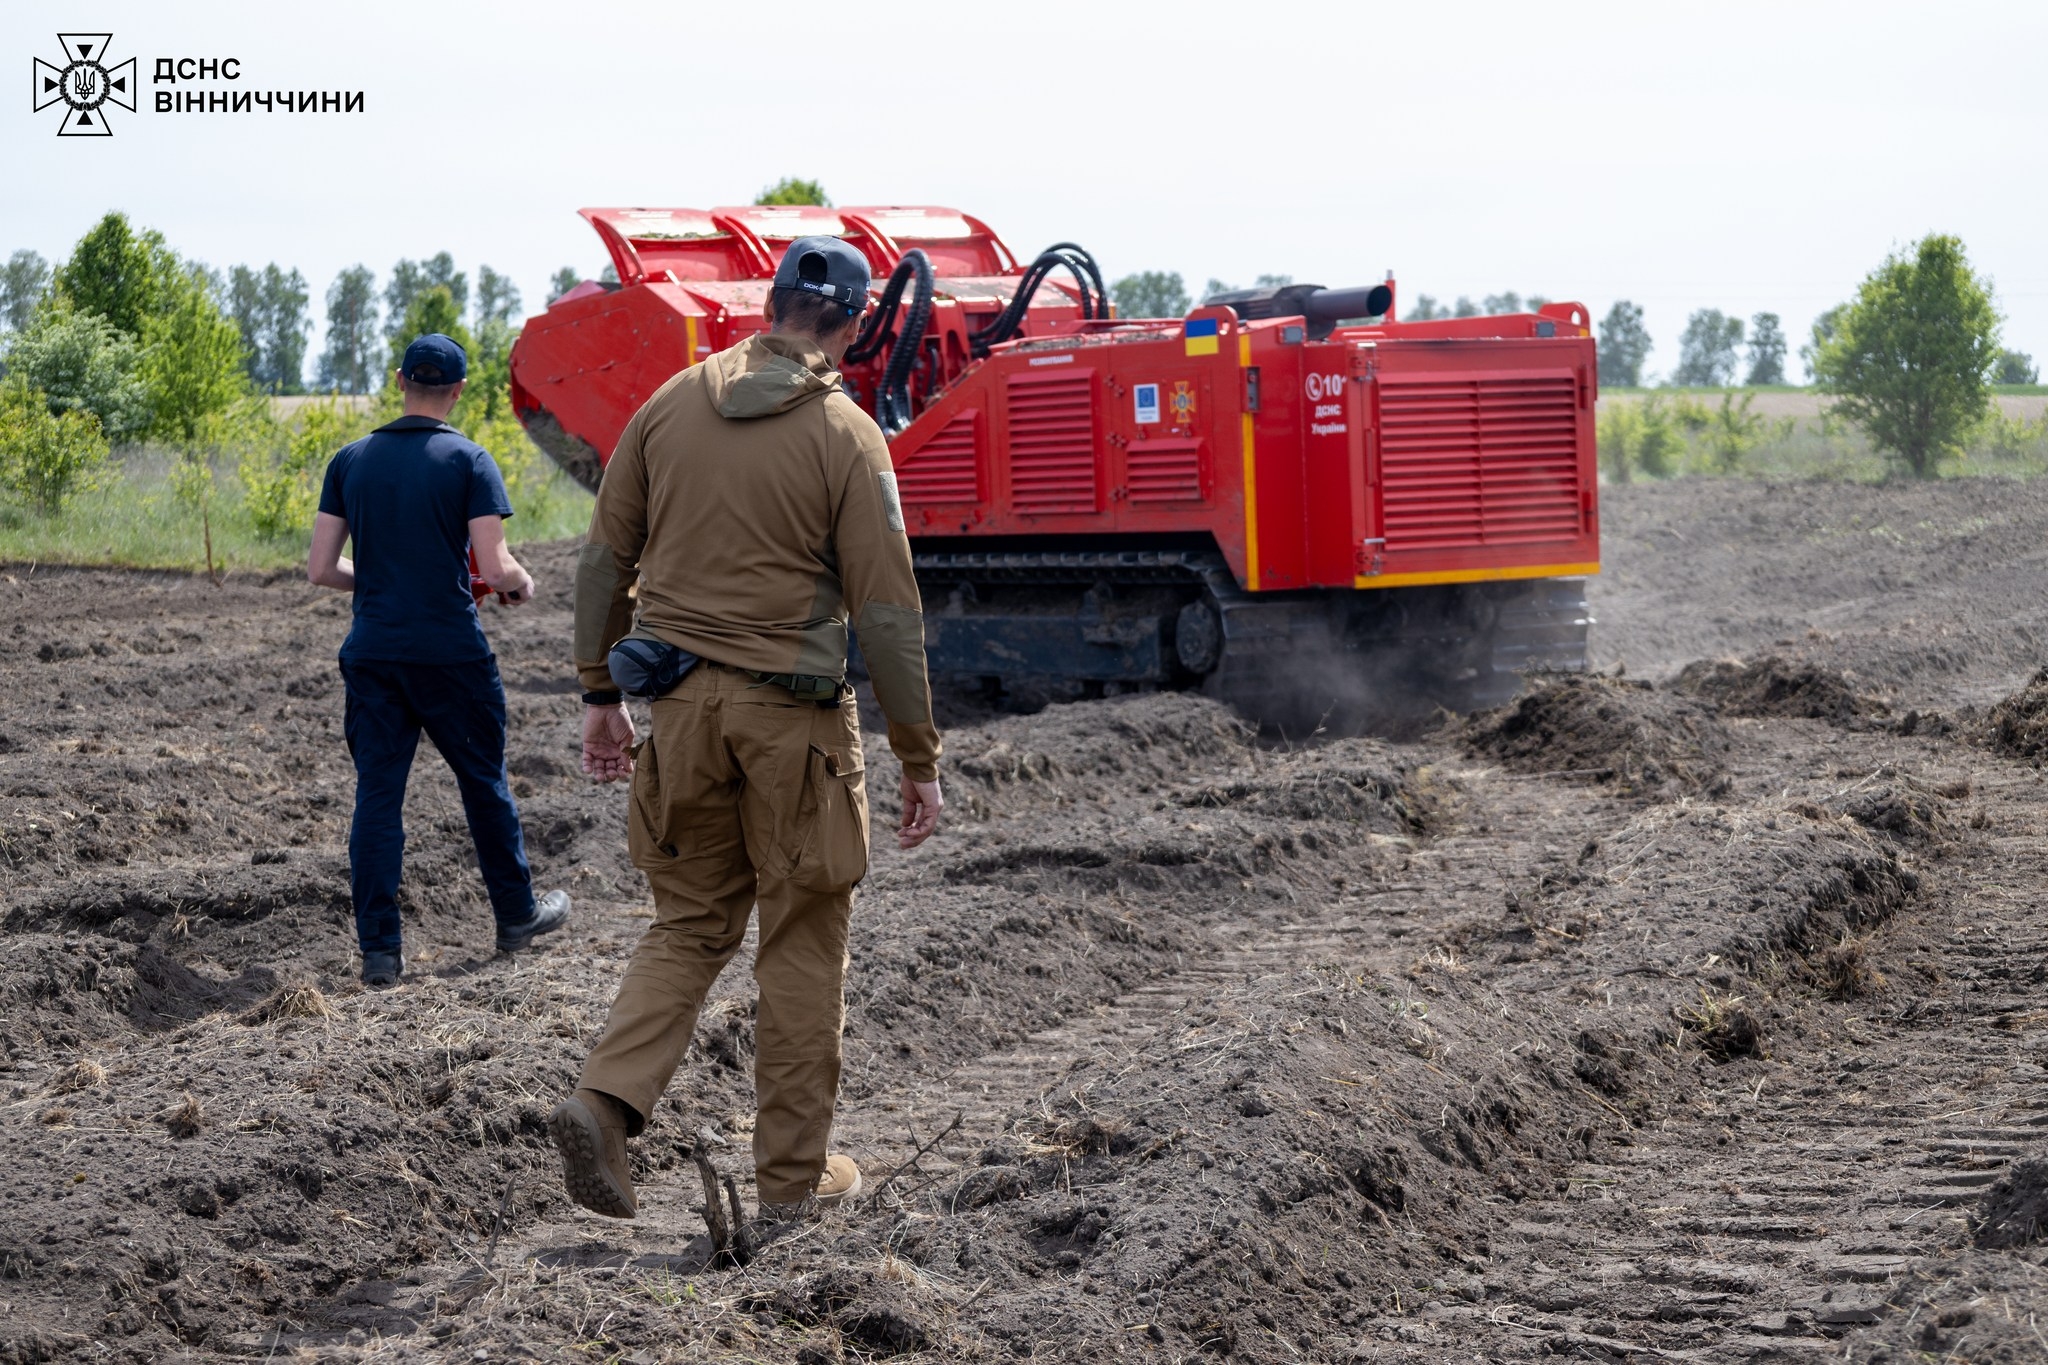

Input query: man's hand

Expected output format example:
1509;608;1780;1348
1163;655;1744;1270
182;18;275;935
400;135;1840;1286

582;703;637;782
469;514;535;606
498;566;535;606
898;774;942;850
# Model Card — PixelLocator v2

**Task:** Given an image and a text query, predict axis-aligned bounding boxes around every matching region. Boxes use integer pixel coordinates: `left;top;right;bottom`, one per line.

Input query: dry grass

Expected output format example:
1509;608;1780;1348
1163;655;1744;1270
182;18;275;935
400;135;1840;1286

1811;933;1887;1000
157;1093;206;1139
44;1058;107;1095
239;982;335;1025
1675;986;1767;1062
37;1106;74;1127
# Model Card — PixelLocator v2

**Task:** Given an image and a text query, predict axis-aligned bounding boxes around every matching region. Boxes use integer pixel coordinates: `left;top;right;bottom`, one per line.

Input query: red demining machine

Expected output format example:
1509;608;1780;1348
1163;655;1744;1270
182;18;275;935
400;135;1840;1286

510;204;1598;726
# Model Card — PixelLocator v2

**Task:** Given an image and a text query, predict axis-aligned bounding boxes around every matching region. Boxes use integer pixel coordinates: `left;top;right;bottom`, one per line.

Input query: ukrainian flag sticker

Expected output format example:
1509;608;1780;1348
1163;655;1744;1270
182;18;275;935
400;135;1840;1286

1183;317;1220;356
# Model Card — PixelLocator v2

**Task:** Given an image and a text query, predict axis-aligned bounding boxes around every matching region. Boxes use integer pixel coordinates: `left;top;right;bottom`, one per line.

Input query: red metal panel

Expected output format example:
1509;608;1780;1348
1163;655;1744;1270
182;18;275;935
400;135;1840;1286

508;283;698;464
1377;372;1582;552
1125;437;1204;503
1297;342;1358;587
895;409;981;504
1005;370;1098;514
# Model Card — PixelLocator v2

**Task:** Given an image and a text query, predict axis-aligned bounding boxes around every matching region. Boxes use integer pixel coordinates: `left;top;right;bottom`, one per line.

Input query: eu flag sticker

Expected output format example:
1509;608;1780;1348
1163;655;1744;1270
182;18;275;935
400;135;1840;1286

1183;317;1220;356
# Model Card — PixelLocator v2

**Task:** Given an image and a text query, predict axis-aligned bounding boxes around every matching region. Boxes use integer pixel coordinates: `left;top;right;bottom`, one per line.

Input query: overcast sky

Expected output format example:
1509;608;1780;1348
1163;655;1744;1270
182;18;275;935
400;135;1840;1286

5;0;2044;379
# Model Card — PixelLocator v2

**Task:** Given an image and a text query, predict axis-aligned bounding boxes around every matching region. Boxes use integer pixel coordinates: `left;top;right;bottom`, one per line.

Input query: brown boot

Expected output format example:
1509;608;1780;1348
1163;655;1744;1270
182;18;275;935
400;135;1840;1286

548;1089;637;1219
759;1152;864;1224
816;1153;863;1206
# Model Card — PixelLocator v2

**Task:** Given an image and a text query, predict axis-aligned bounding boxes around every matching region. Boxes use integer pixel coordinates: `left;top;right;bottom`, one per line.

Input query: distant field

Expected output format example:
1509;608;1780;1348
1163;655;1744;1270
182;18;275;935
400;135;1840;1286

1599;388;2048;420
270;394;374;418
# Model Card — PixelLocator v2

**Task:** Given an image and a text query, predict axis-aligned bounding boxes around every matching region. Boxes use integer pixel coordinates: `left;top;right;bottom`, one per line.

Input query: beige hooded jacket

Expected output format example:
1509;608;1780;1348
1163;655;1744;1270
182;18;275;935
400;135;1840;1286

573;332;940;781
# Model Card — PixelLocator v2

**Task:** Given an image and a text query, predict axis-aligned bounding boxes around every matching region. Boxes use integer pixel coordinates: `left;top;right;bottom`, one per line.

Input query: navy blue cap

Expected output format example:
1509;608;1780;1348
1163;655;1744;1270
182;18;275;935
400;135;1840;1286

400;333;468;384
772;236;871;313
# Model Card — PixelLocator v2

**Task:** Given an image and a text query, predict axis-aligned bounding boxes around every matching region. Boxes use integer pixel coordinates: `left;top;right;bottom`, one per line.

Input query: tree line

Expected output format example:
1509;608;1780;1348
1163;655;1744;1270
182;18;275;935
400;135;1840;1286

1605;235;2028;478
0;211;593;524
1108;240;2032;480
1600;295;2035;390
0;221;577;404
1092;263;2038;398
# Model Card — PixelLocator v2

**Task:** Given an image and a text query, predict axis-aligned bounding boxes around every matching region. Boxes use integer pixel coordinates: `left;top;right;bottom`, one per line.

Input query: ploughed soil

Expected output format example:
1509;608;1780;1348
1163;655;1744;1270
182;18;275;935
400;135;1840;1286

5;475;2048;1364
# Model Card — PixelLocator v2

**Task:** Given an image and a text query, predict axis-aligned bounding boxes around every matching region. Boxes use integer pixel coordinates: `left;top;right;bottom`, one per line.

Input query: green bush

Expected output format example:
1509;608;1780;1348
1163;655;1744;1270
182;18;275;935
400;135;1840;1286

1635;396;1682;477
1702;392;1764;474
1596;395;1683;481
239;397;368;539
1596;402;1638;484
1668;394;1713;435
0;379;113;514
1976;409;2048;466
1;301;151;443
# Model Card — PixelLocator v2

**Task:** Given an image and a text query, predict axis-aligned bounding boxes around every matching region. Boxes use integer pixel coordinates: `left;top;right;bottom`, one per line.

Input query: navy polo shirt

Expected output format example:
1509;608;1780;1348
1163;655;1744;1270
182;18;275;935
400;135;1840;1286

318;416;514;664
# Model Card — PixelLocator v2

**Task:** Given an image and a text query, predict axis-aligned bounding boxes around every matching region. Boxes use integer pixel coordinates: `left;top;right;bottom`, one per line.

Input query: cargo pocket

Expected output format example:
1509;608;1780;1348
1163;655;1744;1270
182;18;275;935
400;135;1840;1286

790;744;869;893
626;737;676;864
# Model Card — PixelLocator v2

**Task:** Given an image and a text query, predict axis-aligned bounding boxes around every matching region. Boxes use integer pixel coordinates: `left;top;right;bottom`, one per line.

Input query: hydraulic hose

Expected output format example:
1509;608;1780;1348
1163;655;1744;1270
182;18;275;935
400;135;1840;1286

846;248;922;365
876;250;933;433
969;243;1107;356
1040;242;1109;319
845;250;934;434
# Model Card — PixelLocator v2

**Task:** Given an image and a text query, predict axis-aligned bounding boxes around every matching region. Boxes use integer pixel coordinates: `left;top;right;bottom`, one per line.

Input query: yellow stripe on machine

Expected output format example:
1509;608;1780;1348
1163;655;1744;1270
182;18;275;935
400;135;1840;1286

1239;332;1259;589
1354;561;1601;589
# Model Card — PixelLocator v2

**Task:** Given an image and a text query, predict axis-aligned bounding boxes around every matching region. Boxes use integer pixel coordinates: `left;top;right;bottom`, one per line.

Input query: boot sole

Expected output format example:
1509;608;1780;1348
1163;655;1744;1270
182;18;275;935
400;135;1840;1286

548;1099;635;1219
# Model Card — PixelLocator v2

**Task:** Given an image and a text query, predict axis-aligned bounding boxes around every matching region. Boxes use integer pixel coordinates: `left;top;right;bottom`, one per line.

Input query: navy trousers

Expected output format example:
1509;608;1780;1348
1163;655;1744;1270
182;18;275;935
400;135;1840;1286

340;656;536;955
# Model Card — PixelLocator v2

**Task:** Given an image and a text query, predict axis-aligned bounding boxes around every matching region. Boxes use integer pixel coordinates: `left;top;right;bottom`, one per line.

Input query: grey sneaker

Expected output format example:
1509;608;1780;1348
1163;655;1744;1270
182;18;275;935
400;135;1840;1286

497;889;571;953
361;951;404;987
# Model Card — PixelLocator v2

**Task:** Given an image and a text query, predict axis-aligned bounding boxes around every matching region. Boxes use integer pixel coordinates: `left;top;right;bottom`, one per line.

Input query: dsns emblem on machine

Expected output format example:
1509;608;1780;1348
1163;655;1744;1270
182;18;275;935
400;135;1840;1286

33;35;136;136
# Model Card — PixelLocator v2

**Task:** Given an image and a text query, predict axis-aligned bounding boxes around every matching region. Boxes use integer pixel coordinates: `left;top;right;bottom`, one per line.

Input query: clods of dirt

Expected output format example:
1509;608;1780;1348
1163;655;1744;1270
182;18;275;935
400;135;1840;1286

1984;666;2048;758
1674;654;1888;725
941;691;1255;815
1821;775;1965;852
1175;741;1444;835
750;1268;932;1357
1461;673;1732;796
1976;1157;2048;1249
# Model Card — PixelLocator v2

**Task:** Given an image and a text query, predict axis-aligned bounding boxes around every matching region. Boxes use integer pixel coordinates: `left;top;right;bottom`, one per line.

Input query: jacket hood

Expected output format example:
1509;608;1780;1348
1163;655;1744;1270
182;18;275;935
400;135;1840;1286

705;333;840;420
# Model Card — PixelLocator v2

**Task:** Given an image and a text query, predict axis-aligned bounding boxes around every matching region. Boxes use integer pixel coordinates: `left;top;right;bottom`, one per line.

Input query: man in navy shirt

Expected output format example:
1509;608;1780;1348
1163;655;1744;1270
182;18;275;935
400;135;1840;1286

308;333;570;986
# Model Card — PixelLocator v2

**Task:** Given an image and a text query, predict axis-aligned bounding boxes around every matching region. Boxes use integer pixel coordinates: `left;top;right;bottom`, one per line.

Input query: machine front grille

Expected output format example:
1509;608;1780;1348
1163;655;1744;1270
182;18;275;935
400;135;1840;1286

1005;371;1098;514
895;409;980;504
1377;375;1582;551
1126;438;1204;503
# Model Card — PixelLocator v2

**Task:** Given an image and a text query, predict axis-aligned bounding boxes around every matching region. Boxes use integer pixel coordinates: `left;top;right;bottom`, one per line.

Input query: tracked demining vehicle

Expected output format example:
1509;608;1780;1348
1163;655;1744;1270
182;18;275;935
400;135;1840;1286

510;204;1597;725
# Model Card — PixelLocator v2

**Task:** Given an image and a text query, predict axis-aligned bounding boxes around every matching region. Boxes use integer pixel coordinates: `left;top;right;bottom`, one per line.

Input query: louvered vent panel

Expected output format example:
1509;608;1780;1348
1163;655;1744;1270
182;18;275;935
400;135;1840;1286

895;410;980;504
1126;439;1204;503
1378;376;1581;551
1005;372;1098;514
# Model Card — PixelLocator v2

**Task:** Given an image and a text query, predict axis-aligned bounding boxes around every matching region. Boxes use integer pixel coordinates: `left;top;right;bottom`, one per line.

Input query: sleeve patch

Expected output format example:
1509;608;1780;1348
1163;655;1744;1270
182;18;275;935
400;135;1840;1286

877;470;905;533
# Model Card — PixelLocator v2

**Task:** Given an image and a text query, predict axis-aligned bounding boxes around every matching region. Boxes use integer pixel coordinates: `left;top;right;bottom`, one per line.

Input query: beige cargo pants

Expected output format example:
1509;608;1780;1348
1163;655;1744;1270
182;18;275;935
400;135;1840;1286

578;662;869;1204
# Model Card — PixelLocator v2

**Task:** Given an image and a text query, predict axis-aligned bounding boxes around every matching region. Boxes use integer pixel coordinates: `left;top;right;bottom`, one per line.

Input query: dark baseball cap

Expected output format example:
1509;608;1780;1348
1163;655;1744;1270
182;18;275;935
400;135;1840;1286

773;236;870;312
400;333;468;384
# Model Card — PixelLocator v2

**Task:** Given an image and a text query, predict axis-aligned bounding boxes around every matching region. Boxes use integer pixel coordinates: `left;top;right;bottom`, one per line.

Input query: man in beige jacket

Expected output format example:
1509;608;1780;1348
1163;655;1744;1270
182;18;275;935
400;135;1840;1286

549;236;943;1221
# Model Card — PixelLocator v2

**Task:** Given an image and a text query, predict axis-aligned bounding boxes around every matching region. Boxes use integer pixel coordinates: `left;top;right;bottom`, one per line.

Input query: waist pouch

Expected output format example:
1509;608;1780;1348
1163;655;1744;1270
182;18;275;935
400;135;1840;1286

608;630;701;699
745;670;847;704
